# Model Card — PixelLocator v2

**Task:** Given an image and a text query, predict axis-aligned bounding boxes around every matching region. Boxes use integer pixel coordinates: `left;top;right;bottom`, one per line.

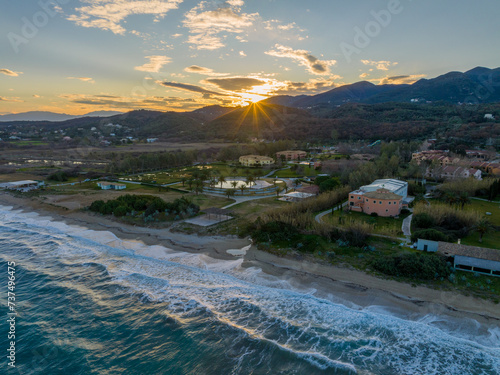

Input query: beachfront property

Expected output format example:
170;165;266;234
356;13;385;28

438;242;500;277
0;180;44;192
239;155;274;167
348;179;410;217
276;150;307;160
97;182;127;190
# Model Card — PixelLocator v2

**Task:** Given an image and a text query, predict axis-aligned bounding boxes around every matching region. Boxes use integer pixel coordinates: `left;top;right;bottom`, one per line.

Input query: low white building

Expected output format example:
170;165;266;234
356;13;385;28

280;191;315;202
97;182;126;190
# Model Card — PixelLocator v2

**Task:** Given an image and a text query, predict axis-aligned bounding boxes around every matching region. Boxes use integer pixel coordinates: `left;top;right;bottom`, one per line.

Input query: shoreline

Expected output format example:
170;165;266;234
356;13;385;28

1;192;499;327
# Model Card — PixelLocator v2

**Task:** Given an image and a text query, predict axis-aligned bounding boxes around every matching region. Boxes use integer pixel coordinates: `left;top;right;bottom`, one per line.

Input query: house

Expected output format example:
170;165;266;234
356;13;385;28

416;239;439;252
348;179;410;217
438;242;500;277
276;150;307;161
147;138;158;143
484;114;495;120
239;155;274;167
97;182;126;190
426;166;482;180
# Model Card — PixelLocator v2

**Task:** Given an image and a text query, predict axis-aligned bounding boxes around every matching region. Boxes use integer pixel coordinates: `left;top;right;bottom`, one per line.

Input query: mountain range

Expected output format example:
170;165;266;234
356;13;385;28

261;67;500;112
0;110;123;122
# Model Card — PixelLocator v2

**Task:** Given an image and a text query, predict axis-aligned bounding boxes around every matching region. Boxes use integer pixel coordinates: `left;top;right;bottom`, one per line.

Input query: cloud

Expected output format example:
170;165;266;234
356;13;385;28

159;81;228;98
184;65;229;76
67;77;95;83
0;96;23;102
359;73;369;79
204;77;266;92
67;0;182;35
183;1;258;50
361;60;398;71
60;93;203;111
0;69;23;77
135;56;171;73
239;51;246;56
33;94;41;98
273;77;339;95
265;44;336;75
372;74;427;85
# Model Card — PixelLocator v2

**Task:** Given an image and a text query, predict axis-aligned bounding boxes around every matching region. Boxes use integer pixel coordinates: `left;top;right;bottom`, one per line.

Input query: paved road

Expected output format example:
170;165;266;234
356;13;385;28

314;201;348;223
402;214;413;237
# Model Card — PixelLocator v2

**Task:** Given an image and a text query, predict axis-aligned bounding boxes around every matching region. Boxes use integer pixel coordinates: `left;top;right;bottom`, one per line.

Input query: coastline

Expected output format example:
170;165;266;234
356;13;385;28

1;192;499;327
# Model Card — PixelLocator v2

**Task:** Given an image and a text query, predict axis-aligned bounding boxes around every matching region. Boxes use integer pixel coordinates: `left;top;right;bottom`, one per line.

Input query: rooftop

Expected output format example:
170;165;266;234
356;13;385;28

364;189;403;200
438;242;500;263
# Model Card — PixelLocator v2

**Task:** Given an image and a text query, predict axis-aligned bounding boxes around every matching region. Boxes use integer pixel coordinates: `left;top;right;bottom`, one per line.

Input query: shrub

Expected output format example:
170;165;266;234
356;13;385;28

372;253;451;280
113;205;129;217
412;213;436;229
411;229;449;242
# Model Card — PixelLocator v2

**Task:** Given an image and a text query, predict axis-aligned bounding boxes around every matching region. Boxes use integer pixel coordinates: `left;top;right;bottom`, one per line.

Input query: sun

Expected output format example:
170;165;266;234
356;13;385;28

242;93;267;104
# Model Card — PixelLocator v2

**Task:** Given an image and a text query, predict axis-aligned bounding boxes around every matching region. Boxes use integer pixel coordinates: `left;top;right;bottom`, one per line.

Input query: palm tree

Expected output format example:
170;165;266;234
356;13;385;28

231;167;239;179
276;186;283;197
186;179;194;191
231;181;239;189
225;189;236;199
181;176;187;187
218;175;227;188
239;185;247;196
474;219;493;243
458;192;470;210
246;175;255;187
194;179;204;195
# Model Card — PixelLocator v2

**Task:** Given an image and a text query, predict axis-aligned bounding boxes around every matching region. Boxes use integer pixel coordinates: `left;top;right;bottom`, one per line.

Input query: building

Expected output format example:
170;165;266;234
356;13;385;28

416;239;439;252
0;180;43;192
280;191;315;202
348;179;410;217
276;150;307;161
239;155;274;167
438;242;500;277
97;182;126;190
426;166;482;180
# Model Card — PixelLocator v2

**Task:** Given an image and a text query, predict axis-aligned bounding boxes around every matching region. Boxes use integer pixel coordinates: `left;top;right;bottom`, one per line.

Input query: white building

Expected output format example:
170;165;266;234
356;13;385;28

358;179;408;199
97;182;126;190
0;180;43;192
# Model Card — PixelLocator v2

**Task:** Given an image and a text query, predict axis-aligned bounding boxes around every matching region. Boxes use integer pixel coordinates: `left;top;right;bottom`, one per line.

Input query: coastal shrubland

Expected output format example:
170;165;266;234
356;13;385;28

89;194;200;223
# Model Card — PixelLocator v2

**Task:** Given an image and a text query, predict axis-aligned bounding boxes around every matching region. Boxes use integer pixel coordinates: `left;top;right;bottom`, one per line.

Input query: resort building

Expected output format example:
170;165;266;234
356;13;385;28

97;182;126;190
276;150;307;161
239;155;274;167
348;179;410;217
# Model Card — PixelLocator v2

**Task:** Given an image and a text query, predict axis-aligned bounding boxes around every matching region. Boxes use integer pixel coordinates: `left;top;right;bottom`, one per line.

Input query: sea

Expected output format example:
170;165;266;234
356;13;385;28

0;205;499;375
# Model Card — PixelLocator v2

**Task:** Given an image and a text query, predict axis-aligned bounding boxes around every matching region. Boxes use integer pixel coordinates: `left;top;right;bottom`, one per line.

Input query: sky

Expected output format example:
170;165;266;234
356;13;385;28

1;0;499;115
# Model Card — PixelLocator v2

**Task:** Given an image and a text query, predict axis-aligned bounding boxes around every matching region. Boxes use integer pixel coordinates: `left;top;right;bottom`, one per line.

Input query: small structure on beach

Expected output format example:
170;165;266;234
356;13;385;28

438;242;500;277
97;182;126;190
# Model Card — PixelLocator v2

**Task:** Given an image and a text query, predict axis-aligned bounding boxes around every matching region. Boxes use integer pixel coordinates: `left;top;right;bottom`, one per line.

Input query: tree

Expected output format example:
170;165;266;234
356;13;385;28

474;219;493;243
218;175;227;188
457;192;470;210
239;185;247;196
194;179;204;195
225;189;236;199
186;179;194;191
181;176;187;187
246;175;255;186
231;181;239;189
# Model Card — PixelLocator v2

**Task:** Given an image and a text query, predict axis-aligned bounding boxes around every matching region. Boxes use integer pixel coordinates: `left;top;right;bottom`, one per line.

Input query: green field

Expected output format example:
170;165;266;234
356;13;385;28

324;209;408;237
462;199;500;249
274;166;319;178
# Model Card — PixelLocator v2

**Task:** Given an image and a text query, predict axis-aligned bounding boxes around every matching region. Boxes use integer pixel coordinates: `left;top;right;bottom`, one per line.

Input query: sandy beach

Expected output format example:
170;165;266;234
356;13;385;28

1;191;499;326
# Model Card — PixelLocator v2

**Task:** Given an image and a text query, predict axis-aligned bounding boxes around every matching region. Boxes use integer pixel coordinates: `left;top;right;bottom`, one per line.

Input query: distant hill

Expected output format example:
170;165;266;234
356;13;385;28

0;110;123;122
261;67;500;112
188;105;238;122
201;103;324;140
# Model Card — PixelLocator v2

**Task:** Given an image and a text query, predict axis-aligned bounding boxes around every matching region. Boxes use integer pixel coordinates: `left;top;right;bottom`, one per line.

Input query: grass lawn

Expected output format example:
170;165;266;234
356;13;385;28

274;166;319;178
324;209;408;237
186;194;234;210
461;199;500;249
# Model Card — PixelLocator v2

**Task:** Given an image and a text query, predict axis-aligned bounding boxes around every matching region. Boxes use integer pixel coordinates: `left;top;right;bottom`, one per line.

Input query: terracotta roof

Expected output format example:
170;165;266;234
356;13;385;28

438;242;500;262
